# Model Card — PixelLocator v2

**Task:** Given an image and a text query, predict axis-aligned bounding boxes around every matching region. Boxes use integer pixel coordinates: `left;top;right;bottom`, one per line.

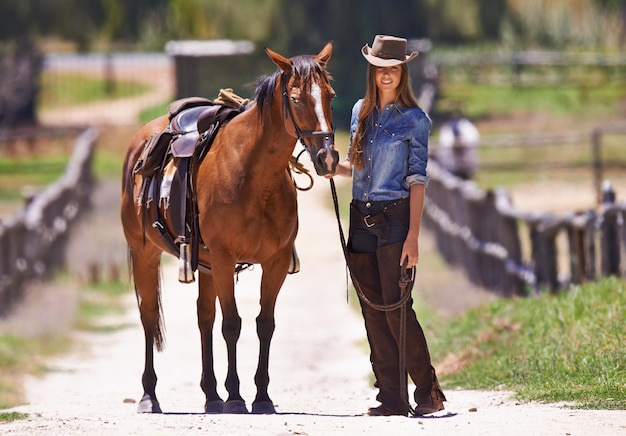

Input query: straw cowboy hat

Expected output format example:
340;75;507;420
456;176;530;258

361;35;419;67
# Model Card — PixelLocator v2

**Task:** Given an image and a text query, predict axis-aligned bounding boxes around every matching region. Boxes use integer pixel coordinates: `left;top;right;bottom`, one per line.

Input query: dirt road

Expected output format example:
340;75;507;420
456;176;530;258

2;173;625;436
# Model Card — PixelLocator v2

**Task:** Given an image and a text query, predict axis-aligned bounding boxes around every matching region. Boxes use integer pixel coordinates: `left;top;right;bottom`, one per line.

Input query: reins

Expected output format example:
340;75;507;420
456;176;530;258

289;149;314;191
329;177;416;416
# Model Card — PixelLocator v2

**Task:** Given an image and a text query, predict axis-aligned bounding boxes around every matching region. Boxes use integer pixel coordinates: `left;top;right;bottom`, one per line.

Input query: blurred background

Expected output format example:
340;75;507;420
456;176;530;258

0;0;625;299
0;0;625;412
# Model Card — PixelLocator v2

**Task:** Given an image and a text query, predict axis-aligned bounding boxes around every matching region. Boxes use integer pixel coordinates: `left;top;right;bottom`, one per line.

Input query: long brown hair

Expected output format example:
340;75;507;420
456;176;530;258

349;63;419;169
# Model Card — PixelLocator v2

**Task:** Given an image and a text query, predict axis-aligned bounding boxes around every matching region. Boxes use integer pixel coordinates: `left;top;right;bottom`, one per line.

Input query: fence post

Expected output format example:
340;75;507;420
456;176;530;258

493;189;526;296
567;211;596;284
471;189;500;291
459;182;481;285
529;216;561;293
600;206;622;276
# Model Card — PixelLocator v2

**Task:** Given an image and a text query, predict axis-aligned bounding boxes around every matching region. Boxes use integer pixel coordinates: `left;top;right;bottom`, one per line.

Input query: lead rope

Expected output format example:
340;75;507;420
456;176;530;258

329;178;416;416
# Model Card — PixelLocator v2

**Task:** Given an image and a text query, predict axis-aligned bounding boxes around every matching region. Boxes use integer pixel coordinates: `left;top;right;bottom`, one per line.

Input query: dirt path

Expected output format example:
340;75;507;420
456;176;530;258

2;174;625;435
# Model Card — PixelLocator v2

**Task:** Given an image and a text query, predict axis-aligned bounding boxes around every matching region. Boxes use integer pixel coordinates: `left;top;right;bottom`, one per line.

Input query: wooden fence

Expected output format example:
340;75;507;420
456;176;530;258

423;159;625;296
0;127;97;314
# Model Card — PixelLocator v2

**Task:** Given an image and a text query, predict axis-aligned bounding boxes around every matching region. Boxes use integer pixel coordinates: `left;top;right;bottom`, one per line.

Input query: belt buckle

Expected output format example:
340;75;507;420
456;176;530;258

363;214;375;228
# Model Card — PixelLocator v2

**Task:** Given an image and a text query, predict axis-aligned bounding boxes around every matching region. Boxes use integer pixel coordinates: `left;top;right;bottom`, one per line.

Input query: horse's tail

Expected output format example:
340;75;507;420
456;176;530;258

127;247;166;352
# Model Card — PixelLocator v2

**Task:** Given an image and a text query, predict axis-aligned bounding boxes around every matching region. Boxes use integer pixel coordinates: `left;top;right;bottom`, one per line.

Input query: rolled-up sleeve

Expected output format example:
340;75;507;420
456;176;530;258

405;113;430;187
346;100;363;162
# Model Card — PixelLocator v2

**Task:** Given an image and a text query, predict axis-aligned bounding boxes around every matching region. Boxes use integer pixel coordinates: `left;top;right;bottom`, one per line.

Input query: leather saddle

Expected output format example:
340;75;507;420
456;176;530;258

134;96;247;282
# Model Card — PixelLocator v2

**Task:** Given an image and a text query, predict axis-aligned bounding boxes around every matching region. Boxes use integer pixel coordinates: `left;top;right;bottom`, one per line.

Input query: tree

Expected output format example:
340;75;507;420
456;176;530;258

261;0;429;127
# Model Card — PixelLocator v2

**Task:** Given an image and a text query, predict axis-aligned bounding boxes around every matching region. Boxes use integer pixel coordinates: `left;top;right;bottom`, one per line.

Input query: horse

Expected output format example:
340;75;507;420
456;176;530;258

120;43;339;414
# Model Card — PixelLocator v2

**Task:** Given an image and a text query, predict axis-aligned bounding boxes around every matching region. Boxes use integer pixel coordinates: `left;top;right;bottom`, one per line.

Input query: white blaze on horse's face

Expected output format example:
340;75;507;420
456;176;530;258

310;81;337;171
311;82;330;132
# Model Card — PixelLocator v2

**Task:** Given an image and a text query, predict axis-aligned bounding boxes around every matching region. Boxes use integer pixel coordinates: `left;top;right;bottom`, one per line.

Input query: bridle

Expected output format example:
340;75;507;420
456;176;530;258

280;72;335;153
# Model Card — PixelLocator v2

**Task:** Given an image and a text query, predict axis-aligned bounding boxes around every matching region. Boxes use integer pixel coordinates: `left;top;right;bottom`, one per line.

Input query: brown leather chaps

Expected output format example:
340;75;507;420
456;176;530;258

348;242;446;414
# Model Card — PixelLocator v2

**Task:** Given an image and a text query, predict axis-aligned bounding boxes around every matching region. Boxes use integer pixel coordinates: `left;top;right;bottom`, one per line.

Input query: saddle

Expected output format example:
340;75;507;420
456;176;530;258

134;92;247;282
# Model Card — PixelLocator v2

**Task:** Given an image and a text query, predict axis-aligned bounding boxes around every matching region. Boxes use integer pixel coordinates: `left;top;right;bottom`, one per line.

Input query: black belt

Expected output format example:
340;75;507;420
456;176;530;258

350;198;410;241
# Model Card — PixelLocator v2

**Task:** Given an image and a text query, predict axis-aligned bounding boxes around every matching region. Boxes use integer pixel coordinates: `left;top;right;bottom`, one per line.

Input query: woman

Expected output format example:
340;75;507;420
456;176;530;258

331;35;446;416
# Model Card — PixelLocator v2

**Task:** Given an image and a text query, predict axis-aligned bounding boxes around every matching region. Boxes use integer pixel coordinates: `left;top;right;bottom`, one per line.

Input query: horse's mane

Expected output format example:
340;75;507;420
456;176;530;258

253;55;331;117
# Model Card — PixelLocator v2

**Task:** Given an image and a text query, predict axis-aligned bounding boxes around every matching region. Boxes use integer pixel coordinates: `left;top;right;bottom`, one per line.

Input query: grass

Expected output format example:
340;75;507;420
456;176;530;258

39;72;151;109
425;276;626;409
437;82;626;121
74;279;131;333
0;276;129;414
140;102;169;124
0;155;69;214
0;330;72;409
0;411;28;422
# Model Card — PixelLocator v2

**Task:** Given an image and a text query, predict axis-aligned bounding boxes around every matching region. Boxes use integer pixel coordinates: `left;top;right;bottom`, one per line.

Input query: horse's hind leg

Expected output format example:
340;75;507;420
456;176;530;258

197;271;225;413
129;247;165;413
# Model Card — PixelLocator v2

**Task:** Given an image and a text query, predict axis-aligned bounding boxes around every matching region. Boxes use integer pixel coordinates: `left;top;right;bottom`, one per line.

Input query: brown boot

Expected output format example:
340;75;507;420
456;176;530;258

414;366;446;415
348;250;408;416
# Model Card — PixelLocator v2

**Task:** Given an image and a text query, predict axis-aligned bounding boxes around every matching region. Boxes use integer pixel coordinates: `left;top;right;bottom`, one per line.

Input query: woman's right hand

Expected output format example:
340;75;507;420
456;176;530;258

326;160;352;178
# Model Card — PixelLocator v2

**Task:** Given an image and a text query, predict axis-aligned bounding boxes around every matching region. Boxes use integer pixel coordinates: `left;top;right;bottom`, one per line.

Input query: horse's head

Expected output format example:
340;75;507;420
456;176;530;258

265;43;340;176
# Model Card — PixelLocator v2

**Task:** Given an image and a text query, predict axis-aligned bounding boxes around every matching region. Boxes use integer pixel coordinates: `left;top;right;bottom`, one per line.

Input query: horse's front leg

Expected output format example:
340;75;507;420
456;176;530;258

252;253;290;414
213;262;248;414
197;271;225;413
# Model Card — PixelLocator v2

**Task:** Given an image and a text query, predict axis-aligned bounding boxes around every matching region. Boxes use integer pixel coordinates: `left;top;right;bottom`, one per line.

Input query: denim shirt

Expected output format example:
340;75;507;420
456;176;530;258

348;99;430;202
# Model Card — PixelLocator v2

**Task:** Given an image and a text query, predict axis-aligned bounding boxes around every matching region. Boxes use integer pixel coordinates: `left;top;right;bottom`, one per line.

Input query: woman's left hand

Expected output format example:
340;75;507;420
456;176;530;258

401;238;419;268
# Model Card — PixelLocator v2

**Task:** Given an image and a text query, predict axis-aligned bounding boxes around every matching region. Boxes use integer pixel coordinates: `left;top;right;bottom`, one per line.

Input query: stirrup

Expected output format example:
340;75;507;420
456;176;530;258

178;242;195;283
288;244;300;274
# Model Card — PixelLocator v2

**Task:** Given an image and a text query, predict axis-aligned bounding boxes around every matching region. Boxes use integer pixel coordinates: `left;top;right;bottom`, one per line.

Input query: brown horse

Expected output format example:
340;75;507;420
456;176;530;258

120;43;338;414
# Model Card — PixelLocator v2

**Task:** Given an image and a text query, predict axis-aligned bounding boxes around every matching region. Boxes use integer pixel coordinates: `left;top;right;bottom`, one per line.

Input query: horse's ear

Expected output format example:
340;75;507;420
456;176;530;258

265;47;292;75
316;42;333;69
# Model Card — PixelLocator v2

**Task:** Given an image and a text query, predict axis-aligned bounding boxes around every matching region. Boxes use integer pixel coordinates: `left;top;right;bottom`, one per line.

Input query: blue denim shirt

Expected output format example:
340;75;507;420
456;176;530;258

348;99;430;202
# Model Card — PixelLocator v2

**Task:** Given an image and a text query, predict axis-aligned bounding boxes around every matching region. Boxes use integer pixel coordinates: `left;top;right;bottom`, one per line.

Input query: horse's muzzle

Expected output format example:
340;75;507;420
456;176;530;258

315;147;340;176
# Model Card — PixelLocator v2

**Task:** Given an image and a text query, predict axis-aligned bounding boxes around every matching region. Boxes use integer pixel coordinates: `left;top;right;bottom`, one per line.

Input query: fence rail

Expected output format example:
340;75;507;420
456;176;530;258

0;127;97;314
423;160;625;296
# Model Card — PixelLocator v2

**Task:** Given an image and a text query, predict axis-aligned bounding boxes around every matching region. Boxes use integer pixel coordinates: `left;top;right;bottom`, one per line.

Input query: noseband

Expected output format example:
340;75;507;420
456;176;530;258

281;72;335;150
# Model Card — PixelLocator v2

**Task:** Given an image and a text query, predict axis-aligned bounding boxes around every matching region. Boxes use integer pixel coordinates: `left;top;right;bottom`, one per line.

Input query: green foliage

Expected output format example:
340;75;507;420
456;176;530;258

428;277;626;409
1;0;624;51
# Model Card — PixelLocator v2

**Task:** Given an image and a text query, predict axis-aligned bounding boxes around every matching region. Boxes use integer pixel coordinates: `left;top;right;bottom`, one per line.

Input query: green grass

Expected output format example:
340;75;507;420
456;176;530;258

39;72;151;109
425;276;626;409
437;82;626;121
0;156;69;213
0;411;28;422
139;102;169;124
74;279;130;333
0;277;129;415
0;333;71;409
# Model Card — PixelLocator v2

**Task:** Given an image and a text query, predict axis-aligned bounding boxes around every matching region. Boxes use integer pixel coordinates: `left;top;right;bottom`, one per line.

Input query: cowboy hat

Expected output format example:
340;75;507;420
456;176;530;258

361;35;419;67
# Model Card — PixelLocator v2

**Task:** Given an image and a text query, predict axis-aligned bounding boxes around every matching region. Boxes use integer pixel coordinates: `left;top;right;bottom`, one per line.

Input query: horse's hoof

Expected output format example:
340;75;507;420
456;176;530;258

252;401;276;414
223;400;249;414
205;399;225;414
137;393;162;413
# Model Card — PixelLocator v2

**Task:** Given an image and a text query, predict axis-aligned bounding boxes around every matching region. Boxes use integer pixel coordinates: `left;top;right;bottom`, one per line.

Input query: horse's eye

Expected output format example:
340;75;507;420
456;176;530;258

291;96;299;104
